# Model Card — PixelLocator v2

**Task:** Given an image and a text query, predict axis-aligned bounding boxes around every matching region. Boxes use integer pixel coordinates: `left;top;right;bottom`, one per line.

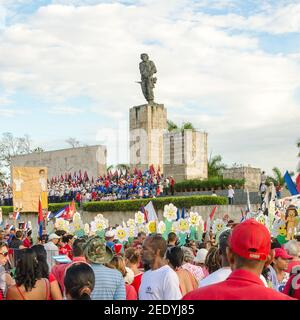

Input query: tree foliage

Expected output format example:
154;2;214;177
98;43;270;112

66;137;80;148
167;120;195;132
0;132;32;167
208;154;227;178
167;120;179;132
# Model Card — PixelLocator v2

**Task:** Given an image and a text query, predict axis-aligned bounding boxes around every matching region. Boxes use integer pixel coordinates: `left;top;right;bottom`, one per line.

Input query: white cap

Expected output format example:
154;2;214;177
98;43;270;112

105;230;115;238
49;233;60;241
194;248;208;264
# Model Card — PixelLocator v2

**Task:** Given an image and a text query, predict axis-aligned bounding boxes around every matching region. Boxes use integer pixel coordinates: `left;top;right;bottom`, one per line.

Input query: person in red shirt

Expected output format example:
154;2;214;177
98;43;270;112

182;219;295;300
59;235;74;260
22;230;33;248
125;247;144;294
284;240;300;274
283;265;300;299
51;238;88;294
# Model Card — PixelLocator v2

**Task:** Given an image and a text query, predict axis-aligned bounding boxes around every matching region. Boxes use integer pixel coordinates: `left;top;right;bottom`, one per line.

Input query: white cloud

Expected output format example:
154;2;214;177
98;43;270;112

47;106;84;114
0;107;25;117
0;1;299;173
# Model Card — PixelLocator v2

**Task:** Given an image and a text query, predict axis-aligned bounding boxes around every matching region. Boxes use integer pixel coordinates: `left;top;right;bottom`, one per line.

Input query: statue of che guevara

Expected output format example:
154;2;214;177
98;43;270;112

138;53;157;104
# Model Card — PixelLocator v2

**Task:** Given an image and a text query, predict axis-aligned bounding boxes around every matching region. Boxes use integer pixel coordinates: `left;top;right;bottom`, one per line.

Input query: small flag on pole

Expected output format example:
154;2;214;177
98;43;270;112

38;197;44;239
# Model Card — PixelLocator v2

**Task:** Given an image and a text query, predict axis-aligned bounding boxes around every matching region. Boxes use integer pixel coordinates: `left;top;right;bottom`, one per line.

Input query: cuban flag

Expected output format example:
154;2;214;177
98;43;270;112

51;205;70;219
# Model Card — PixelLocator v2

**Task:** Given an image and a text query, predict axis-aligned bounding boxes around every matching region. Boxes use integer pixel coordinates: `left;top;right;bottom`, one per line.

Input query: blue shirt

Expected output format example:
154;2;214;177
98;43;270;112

91;264;126;300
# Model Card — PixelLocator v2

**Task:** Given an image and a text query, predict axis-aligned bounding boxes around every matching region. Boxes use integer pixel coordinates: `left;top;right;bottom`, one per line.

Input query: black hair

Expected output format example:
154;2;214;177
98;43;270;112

271;238;282;249
62;234;74;244
167;232;177;243
72;238;87;257
55;230;67;237
16;230;23;239
166;246;183;269
64;263;95;300
31;245;49;279
15;248;39;292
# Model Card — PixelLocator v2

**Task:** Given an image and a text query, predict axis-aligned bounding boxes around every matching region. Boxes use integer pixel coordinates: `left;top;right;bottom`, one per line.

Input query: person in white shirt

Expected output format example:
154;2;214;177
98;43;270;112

199;229;268;288
228;185;234;205
139;234;182;300
44;233;60;269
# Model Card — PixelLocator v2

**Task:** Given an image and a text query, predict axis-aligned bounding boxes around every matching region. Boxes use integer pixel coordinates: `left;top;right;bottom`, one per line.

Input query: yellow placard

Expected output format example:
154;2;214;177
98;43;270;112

12;167;48;212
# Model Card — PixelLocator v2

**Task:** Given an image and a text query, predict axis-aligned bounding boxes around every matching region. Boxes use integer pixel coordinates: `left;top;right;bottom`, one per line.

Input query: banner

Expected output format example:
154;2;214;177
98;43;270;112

283;171;298;196
12;167;48;212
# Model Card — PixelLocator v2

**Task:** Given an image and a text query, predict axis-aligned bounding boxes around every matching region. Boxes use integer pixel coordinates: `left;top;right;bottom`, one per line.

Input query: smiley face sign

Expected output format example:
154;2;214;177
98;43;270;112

115;226;128;242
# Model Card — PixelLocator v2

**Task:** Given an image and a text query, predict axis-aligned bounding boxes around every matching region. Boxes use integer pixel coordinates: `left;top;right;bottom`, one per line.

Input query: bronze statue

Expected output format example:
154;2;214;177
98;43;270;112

139;53;157;103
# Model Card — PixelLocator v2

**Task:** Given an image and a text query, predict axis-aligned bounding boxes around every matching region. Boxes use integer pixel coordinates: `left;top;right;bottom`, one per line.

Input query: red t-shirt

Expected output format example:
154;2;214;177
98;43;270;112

287;261;300;274
283;273;300;300
23;238;31;248
131;273;143;294
182;269;295;300
126;284;137;300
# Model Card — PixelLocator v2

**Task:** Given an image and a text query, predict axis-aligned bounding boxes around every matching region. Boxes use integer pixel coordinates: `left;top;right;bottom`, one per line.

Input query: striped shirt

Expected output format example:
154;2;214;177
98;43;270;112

91;264;126;300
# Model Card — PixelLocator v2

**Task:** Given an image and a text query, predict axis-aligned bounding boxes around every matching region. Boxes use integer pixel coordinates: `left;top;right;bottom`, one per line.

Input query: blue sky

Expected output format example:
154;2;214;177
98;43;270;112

0;0;300;174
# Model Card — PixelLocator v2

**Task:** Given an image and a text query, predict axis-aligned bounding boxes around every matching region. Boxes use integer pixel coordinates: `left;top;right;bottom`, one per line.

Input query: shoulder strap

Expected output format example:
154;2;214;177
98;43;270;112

16;286;26;300
44;278;50;300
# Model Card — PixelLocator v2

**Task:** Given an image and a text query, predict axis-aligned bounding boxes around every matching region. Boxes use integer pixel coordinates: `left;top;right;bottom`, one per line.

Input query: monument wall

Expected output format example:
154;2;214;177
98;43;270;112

11;145;107;180
129;103;167;172
163;130;208;182
222;166;261;191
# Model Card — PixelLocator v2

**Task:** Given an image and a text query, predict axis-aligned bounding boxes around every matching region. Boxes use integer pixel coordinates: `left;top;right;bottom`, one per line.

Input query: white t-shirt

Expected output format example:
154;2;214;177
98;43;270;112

139;265;182;300
228;189;234;198
199;267;269;288
199;267;232;287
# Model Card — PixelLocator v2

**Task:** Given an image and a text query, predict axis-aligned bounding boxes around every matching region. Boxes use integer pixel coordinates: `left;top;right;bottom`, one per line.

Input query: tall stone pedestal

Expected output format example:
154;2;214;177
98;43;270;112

163;130;208;182
129;103;167;172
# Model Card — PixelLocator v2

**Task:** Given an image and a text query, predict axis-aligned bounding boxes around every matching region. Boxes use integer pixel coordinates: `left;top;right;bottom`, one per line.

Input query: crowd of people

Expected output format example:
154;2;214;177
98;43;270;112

0;167;176;207
1;217;300;300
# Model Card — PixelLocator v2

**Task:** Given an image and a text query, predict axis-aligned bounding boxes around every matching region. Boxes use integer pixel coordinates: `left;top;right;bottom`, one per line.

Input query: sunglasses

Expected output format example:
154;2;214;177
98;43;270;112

0;252;8;257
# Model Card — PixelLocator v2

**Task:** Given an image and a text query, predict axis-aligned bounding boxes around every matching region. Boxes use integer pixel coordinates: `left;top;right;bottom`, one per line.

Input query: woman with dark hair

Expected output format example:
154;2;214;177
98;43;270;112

64;262;95;300
6;248;50;300
0;242;15;299
166;246;198;296
59;234;74;260
31;245;63;300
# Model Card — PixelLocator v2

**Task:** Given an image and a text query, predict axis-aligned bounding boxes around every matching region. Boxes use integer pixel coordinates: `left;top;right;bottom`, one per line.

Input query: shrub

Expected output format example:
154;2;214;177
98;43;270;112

83;195;228;212
0;202;77;215
174;178;245;192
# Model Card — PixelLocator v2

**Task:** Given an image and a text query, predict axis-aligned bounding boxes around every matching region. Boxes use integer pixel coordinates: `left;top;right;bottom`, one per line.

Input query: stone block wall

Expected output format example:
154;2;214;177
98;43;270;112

222;166;261;192
163;130;208;182
11;145;107;180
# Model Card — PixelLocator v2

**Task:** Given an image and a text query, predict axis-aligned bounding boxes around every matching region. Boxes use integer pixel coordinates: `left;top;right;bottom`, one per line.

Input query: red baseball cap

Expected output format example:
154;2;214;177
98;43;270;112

275;248;293;260
228;219;271;261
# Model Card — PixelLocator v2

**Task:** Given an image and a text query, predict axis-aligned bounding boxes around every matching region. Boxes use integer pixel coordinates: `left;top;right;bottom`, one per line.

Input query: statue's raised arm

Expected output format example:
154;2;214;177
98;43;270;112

139;53;157;104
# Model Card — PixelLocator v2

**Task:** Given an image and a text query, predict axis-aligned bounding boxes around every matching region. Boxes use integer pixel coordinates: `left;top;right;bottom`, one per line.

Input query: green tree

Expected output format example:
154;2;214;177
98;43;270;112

208;154;227;178
181;122;195;131
167;120;179;132
271;167;285;186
